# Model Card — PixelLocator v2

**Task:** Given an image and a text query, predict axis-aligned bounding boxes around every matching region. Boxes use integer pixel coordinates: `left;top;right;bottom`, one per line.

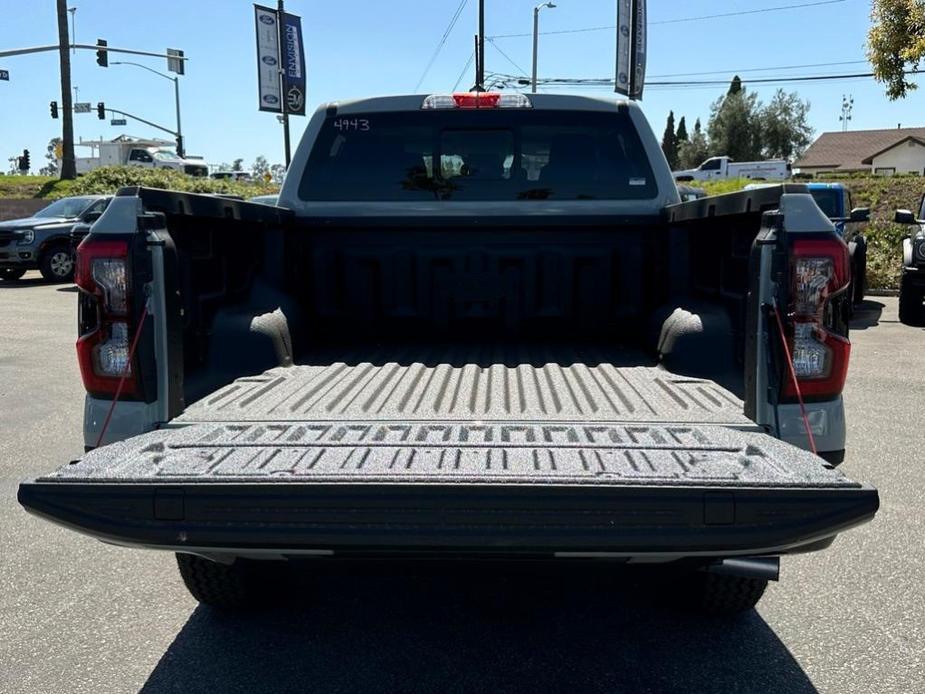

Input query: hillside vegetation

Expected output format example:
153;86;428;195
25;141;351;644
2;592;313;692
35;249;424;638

0;167;278;201
702;176;924;290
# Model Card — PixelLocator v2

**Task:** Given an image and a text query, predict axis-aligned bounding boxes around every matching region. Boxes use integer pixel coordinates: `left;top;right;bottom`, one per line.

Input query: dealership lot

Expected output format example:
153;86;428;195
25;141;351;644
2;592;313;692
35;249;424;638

1;273;922;694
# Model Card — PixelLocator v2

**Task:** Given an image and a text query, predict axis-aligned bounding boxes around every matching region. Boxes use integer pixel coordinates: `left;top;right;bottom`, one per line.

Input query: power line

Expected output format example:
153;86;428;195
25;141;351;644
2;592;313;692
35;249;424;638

649;60;869;80
489;0;847;39
415;0;470;92
486;37;529;77
452;50;475;91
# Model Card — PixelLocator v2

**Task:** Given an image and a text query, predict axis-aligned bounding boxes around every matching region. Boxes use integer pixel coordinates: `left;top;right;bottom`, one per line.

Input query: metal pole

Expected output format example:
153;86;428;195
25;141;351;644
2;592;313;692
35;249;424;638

174;76;184;157
531;7;539;93
477;0;485;89
278;0;291;167
68;7;76;55
56;0;76;179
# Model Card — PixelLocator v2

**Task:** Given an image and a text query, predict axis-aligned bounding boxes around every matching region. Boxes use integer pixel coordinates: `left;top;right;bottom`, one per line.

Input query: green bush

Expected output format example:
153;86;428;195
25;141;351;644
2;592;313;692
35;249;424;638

52;166;278;199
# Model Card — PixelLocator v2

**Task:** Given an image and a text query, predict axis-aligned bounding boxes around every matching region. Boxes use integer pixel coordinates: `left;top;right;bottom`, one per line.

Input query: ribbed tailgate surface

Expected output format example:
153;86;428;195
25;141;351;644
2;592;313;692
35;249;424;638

45;419;855;489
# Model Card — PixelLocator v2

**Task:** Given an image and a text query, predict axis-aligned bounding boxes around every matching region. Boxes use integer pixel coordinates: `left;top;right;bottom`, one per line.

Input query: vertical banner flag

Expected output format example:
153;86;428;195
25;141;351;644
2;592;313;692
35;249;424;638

281;12;307;116
615;0;647;99
254;5;282;112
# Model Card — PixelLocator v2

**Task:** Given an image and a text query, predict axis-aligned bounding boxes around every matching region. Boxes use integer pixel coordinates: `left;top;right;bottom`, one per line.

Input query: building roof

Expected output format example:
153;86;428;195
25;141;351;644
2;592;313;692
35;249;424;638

860;136;925;164
795;127;925;170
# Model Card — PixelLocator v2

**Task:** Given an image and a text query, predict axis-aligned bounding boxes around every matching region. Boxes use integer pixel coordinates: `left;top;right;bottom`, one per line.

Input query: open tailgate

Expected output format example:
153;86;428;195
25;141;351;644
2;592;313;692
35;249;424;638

19;417;878;558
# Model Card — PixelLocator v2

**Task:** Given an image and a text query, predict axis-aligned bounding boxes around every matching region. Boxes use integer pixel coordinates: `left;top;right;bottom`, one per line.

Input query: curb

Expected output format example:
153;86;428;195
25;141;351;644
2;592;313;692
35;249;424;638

867;289;900;297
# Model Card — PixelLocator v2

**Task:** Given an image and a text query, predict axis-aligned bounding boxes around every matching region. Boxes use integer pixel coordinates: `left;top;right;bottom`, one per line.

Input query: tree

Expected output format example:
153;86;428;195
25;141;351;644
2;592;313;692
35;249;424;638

707;87;763;161
270;163;287;184
40;138;62;176
728;75;743;95
56;0;75;179
251;155;270;179
231;158;244;172
677;119;710;170
760;90;814;160
676;116;689;142
661;111;679;168
869;0;925;99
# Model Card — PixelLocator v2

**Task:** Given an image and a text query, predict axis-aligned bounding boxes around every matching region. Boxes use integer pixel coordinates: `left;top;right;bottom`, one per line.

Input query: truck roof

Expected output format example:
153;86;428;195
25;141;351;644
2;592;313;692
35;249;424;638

321;93;633;116
804;182;846;191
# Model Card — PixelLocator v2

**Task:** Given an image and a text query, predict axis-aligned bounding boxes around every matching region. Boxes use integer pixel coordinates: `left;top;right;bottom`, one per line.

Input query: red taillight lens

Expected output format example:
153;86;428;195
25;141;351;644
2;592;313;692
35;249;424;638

75;238;138;397
783;238;851;401
453;92;501;109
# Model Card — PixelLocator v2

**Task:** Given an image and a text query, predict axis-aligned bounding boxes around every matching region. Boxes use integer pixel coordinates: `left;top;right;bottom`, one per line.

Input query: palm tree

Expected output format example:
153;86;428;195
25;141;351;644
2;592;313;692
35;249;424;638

56;0;76;179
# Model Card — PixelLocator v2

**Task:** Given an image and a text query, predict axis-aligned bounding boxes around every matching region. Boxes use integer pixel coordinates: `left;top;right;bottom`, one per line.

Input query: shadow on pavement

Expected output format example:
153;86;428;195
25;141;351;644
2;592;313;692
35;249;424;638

141;563;816;694
0;279;72;290
850;300;885;331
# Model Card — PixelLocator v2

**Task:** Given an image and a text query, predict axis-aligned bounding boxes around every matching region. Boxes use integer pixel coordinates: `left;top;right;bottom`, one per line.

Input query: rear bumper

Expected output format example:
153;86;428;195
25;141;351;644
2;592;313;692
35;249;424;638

18;480;879;560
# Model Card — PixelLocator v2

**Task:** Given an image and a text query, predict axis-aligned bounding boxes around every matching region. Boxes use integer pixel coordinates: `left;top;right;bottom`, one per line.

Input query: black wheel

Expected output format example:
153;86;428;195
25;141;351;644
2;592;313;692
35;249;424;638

679;572;768;616
0;268;26;281
38;244;75;282
176;553;261;610
899;278;925;326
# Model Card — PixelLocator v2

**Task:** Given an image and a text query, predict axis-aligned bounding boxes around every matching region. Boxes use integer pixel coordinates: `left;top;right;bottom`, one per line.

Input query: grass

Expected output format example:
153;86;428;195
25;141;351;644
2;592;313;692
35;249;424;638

701;176;924;290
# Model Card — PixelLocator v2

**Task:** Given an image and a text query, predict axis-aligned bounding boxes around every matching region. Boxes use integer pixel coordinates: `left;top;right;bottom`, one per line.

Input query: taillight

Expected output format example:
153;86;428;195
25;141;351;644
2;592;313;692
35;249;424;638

75;237;139;397
782;238;851;401
422;92;532;110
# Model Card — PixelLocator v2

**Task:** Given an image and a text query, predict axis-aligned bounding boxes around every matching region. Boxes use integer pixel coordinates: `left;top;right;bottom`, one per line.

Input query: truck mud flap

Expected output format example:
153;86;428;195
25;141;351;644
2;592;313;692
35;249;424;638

18;421;879;557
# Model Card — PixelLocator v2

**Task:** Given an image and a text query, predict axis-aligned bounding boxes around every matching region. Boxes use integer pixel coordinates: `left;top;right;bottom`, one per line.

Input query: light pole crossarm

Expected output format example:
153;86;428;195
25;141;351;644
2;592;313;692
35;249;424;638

111;60;174;82
0;44;189;61
105;107;177;137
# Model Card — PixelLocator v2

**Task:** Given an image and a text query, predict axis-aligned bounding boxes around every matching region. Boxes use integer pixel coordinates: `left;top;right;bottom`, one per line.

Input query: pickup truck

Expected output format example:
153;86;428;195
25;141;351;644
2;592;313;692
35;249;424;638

0;195;110;282
894;197;925;325
18;93;878;616
674;156;791;183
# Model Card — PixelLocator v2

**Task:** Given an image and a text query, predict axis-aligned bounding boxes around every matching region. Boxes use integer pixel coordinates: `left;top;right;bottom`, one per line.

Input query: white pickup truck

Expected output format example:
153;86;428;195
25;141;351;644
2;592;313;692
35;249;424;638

674;156;791;182
72;137;209;177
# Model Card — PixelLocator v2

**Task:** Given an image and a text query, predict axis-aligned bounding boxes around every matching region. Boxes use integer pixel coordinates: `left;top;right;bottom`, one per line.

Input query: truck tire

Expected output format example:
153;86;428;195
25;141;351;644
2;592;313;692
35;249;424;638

680;572;768;616
899;279;925;326
0;268;26;281
176;553;259;610
39;244;75;282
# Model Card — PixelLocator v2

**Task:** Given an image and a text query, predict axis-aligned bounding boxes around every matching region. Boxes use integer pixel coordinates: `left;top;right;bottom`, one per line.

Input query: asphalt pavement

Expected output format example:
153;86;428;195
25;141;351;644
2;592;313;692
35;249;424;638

1;272;922;694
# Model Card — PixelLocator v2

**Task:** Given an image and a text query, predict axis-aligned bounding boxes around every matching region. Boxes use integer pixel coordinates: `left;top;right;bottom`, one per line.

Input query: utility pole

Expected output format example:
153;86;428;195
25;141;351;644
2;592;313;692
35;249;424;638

840;94;854;132
278;0;291;166
56;0;76;180
531;3;556;93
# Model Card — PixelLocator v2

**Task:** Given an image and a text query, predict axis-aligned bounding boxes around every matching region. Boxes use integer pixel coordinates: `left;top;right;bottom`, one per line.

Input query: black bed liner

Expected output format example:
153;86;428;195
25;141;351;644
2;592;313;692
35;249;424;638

19;362;878;558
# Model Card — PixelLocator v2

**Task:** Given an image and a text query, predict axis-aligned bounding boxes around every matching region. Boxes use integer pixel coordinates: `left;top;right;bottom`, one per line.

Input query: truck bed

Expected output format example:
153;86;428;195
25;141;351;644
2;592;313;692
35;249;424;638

19;349;877;559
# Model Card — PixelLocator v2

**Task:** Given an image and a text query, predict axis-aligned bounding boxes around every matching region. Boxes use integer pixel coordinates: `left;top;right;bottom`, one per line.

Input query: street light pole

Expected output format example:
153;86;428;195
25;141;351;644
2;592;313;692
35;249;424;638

531;3;556;94
277;0;291;167
110;61;184;157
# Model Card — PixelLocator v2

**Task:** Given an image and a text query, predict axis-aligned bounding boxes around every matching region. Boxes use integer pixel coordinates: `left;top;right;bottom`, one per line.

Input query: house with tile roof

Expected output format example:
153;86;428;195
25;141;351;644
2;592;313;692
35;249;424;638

795;127;925;176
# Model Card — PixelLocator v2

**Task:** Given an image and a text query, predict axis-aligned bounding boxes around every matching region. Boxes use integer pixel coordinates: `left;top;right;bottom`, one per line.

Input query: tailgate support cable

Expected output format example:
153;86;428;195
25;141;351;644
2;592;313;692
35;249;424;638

94;306;150;449
770;300;818;455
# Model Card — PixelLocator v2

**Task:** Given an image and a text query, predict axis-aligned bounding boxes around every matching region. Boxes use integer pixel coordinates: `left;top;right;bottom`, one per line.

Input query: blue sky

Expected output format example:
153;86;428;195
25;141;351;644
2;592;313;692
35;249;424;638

1;0;921;170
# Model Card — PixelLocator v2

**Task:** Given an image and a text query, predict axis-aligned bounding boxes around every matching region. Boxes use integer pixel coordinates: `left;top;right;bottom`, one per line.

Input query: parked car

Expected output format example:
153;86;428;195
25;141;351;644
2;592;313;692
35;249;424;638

894;198;925;325
211;171;253;181
19;93;878;617
0;195;110;282
674;156;791;182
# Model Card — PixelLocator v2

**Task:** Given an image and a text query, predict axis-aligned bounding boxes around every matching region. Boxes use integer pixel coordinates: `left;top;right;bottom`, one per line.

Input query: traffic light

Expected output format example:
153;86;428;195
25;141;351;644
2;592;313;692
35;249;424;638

50;101;59;119
97;102;105;120
96;39;108;67
175;135;185;158
20;149;30;172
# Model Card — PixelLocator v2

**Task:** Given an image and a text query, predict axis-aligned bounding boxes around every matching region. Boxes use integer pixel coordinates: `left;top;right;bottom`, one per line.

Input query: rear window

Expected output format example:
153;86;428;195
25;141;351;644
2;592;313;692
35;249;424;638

299;109;657;201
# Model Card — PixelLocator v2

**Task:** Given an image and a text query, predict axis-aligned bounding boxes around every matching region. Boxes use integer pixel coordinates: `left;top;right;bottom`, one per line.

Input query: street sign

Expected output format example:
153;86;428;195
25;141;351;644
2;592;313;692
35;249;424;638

0;69;8;81
166;48;185;75
615;0;647;99
110;118;127;126
74;102;91;113
254;5;282;113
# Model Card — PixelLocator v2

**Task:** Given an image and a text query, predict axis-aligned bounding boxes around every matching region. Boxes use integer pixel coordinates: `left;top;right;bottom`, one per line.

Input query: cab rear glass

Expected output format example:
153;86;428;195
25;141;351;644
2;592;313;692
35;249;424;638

298;109;658;201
